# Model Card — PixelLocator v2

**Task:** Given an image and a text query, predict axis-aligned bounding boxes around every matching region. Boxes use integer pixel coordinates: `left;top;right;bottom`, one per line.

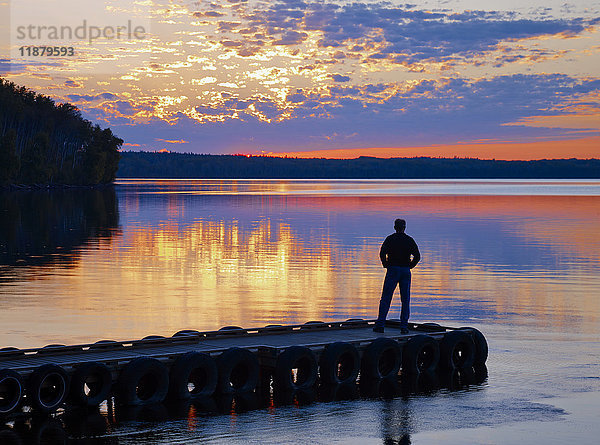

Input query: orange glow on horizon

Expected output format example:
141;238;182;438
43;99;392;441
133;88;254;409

269;137;600;160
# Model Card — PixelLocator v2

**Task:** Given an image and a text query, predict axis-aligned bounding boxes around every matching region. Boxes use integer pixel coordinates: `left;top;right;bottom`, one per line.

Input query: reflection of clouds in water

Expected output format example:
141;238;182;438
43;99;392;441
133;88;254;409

0;182;599;348
0;181;600;346
113;189;600;333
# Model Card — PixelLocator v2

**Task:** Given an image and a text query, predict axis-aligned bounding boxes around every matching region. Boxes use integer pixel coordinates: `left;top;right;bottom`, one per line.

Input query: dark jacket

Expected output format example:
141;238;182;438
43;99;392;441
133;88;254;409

380;232;420;268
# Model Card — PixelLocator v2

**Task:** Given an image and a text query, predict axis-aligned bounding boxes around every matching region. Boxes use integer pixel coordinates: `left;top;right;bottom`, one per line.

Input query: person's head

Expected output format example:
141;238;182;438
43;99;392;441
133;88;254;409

394;218;406;232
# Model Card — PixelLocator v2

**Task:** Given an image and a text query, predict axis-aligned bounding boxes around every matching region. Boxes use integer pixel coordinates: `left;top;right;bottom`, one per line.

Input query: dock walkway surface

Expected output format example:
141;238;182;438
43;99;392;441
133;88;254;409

1;320;442;372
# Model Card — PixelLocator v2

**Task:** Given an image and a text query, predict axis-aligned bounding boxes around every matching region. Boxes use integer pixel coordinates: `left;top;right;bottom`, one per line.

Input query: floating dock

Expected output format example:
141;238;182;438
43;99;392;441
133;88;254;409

0;319;488;416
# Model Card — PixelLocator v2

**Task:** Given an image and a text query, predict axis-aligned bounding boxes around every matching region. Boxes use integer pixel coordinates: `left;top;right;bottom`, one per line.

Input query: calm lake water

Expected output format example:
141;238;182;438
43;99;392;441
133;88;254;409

1;179;599;444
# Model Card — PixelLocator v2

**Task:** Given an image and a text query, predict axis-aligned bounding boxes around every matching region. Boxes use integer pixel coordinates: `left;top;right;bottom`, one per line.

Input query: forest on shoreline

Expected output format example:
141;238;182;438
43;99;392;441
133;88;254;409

0;78;122;187
2;78;598;185
118;151;600;179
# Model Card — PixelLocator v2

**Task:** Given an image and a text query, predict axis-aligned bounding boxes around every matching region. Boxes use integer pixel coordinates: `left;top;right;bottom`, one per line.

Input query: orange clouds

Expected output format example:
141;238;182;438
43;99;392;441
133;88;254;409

270;136;600;160
156;139;189;144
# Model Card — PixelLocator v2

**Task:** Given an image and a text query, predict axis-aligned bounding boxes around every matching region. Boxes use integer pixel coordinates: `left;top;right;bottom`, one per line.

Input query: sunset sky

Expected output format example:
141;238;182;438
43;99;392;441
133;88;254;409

1;0;599;159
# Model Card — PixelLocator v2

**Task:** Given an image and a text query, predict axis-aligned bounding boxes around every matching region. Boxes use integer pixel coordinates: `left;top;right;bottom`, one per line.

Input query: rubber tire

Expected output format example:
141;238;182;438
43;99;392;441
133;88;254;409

360;376;400;399
27;364;70;413
301;321;325;330
69;362;113;407
90;340;122;350
32;419;68;444
0;428;21;445
402;335;440;375
459;327;488;366
318;382;359;402
274;346;318;391
319;342;360;385
218;326;247;335
117;358;169;406
361;338;402;379
216;348;260;394
168;352;218;400
0;369;24;415
420;323;444;332
0;347;24;358
173;330;201;337
439;330;475;370
116;403;169;422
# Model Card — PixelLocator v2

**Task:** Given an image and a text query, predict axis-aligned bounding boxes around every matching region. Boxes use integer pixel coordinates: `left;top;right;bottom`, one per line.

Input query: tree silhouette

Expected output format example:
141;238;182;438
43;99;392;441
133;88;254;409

0;78;122;186
117;152;600;179
0;129;19;184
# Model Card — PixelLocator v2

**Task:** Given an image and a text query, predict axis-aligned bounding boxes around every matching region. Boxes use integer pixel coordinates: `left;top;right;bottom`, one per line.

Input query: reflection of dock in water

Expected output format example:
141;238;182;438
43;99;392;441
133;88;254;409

0;364;488;443
0;320;488;419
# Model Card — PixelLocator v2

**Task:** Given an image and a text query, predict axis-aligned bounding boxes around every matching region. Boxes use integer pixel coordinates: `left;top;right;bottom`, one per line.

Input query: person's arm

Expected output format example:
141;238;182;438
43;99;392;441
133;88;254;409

380;238;389;267
409;241;420;269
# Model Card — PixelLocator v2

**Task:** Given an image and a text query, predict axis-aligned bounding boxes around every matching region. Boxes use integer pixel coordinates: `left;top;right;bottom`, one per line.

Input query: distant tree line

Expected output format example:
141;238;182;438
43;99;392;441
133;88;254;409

118;151;600;179
0;78;122;186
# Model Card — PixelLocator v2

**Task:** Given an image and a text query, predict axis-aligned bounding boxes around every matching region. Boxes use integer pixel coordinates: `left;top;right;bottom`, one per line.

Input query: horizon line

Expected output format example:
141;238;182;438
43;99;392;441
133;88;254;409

120;150;600;162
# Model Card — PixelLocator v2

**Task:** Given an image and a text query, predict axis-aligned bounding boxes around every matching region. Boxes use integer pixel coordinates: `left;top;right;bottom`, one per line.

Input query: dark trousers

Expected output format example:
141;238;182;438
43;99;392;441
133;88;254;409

376;266;411;328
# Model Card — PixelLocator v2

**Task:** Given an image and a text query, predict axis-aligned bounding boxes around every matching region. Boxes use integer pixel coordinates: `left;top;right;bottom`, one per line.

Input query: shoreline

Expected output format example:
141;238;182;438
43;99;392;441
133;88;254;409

0;183;115;191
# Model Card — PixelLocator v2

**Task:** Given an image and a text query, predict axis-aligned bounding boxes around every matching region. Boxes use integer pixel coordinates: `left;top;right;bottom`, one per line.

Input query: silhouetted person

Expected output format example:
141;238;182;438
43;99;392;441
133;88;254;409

374;219;420;334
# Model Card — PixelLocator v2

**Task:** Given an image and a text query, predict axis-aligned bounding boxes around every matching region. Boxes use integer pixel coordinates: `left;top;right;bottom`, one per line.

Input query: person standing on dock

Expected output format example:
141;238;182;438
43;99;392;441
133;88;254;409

373;219;420;334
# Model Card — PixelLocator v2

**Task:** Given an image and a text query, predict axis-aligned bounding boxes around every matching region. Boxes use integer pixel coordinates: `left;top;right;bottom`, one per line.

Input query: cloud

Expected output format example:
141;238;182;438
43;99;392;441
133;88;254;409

155;138;189;144
193;11;225;18
107;73;600;153
66;92;117;102
64;80;82;88
218;21;241;31
272;30;308;45
213;1;594;65
221;40;243;47
329;74;351;82
0;59;31;75
286;91;306;103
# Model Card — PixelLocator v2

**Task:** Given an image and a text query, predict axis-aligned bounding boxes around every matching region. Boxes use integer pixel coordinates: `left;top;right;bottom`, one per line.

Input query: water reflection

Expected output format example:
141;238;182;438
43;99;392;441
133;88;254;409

0;181;599;348
1;179;596;444
0;188;120;276
0;368;488;444
116;179;600;196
